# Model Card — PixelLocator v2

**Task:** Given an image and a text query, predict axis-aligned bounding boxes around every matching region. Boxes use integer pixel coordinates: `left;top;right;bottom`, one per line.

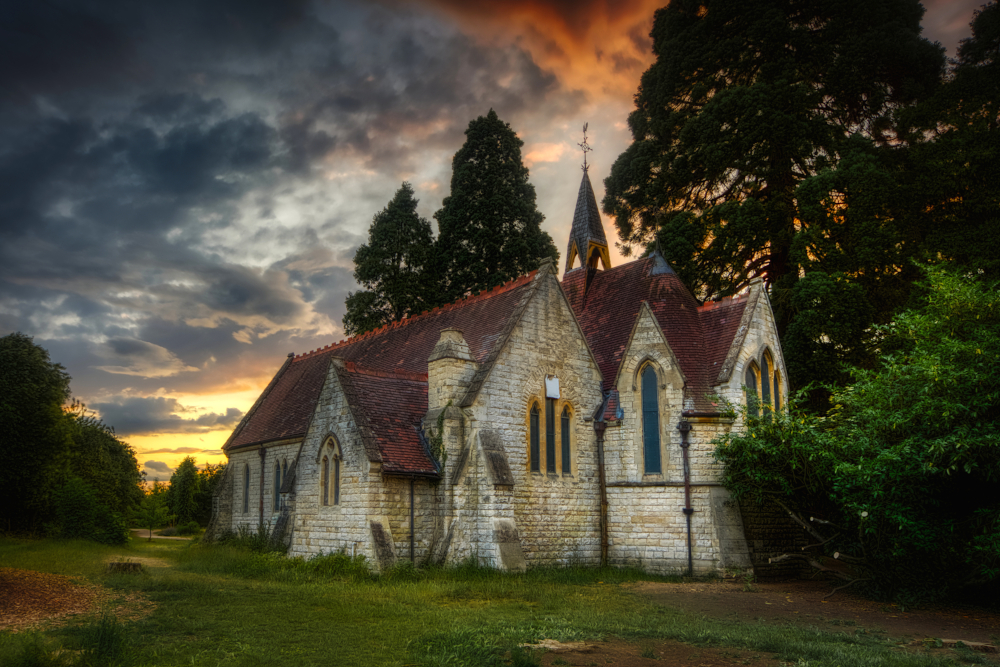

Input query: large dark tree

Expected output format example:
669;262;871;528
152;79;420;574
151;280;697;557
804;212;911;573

343;182;437;336
0;332;74;532
603;0;945;391
435;109;558;303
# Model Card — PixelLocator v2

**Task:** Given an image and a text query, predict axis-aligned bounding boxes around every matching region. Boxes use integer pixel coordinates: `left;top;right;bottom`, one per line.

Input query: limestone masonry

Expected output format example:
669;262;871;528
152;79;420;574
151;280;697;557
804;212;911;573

207;169;788;575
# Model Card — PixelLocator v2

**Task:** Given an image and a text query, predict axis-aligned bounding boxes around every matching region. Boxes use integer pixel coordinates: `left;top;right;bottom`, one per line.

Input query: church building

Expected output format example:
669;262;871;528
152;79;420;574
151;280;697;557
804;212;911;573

206;166;788;575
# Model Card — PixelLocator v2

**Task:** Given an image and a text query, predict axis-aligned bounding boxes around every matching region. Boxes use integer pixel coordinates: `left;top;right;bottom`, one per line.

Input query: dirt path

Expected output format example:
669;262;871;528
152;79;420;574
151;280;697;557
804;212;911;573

129;529;193;541
634;579;1000;643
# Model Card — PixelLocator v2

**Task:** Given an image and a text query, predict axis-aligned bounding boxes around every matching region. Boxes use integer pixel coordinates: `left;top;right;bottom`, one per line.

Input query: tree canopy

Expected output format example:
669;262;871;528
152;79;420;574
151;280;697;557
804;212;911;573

715;268;1000;598
435;109;558;303
0;332;144;536
343;183;438;337
602;0;947;393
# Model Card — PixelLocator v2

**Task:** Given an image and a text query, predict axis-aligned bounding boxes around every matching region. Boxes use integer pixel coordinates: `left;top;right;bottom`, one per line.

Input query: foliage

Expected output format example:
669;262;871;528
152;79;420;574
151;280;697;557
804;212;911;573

78;612;134;667
435;109;558;303
132;491;173;542
0;333;145;537
343;182;438;336
602;0;952;395
192;463;225;526
715;269;1000;598
166;457;199;525
0;332;74;532
50;477;130;545
66;410;144;520
216;522;288;554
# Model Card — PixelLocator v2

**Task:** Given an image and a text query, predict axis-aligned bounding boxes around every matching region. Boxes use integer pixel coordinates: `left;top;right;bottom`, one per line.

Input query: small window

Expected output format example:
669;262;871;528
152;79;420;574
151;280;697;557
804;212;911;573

282;459;288;483
333;458;340;505
243;464;250;514
273;462;281;511
321;456;330;506
773;370;782;412
529;403;540;472
641;365;661;474
561;406;571;474
744;363;760;417
545;398;556;474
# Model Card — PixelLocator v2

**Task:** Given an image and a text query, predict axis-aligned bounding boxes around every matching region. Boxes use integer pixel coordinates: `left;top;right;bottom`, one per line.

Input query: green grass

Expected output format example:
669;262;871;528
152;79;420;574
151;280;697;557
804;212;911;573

0;537;987;667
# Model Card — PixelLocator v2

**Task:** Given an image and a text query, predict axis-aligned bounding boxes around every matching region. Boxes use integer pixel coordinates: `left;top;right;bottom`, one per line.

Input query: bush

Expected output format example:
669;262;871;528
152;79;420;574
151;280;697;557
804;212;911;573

715;268;1000;599
216;523;287;554
175;521;200;536
50;477;129;545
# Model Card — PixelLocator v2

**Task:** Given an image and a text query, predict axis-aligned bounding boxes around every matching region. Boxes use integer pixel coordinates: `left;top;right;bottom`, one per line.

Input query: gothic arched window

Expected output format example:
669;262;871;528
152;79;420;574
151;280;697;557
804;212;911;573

529;403;540;473
745;362;761;417
321;456;330;506
545;398;556;474
273;461;281;511
561;405;571;474
641;365;661;474
243;464;250;514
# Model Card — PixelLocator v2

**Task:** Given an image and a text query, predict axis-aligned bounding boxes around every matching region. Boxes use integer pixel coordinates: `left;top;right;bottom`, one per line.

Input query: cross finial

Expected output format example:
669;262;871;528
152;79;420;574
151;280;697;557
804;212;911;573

578;122;592;172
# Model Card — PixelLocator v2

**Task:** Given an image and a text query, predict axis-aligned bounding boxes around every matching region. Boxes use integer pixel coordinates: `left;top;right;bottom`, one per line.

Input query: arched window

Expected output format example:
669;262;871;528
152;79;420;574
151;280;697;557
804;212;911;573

641;365;661;474
773;370;782;412
545;398;556;474
333;457;340;505
761;353;772;408
243;464;250;514
561;406;571;474
744;362;760;417
529;403;540;473
273;461;281;511
321;456;330;506
282;459;288;483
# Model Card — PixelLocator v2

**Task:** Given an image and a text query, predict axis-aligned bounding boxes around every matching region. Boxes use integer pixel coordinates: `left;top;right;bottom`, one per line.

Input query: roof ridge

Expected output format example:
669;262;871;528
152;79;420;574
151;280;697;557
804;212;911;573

293;270;539;361
698;292;749;311
342;360;428;382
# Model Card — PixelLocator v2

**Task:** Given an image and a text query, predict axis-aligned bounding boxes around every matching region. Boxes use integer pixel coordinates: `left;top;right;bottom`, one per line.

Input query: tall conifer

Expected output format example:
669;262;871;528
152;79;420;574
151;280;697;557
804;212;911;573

343;182;436;336
435;109;558;302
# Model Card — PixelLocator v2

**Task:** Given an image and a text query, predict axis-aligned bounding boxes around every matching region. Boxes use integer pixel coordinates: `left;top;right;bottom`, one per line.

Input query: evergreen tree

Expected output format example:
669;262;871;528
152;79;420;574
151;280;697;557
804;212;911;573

343;182;437;336
435;109;558;302
602;0;945;377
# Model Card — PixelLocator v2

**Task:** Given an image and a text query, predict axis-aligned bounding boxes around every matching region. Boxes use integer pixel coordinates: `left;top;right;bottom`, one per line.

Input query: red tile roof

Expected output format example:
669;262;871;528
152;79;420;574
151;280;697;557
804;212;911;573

563;255;750;413
336;362;437;476
224;270;541;474
225;352;331;450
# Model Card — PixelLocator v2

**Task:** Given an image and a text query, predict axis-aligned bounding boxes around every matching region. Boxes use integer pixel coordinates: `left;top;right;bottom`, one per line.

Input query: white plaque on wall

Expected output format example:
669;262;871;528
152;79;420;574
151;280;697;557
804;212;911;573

545;376;560;399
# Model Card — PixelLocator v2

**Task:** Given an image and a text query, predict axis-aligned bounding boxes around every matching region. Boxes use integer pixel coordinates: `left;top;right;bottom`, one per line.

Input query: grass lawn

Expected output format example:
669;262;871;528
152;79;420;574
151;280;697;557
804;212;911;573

0;538;985;667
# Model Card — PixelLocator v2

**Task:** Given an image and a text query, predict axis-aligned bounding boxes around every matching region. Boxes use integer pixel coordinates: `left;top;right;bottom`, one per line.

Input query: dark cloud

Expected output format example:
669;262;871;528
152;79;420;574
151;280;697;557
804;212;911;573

143;460;173;474
92;396;243;436
142;447;205;455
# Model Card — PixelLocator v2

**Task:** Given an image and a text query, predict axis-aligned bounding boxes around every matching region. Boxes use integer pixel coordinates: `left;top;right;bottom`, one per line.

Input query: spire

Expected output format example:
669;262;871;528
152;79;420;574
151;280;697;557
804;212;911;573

565;124;611;273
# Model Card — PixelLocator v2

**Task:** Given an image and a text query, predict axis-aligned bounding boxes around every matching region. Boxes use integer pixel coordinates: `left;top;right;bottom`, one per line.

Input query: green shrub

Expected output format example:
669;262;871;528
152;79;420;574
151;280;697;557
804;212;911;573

78;612;133;667
50;477;128;545
175;521;200;536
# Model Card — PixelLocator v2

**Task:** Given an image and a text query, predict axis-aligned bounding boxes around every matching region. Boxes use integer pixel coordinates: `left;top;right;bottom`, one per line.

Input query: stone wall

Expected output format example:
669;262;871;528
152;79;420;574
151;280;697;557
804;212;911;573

456;271;606;568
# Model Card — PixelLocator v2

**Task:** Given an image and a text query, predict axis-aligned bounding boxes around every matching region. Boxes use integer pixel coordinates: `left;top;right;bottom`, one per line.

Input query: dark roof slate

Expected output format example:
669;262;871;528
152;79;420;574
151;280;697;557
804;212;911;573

565;171;608;272
563;254;749;412
224;270;540;474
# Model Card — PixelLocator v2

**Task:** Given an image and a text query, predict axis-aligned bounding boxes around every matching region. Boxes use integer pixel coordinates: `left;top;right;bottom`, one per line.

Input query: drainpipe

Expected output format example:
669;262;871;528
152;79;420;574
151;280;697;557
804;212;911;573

409;478;416;564
258;447;266;527
594;413;609;567
678;420;694;577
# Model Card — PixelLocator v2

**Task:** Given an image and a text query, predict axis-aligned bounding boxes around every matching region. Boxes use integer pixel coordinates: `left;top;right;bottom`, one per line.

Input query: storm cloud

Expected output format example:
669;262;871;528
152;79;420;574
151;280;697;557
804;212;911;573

0;0;982;441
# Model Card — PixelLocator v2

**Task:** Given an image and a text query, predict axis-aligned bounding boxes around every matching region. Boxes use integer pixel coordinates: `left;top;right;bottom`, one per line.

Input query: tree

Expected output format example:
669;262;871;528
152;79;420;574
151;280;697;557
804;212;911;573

193;463;226;526
133;491;172;542
67;409;145;519
603;0;945;390
715;268;1000;599
167;456;200;526
435;109;558;303
343;183;438;336
0;332;74;532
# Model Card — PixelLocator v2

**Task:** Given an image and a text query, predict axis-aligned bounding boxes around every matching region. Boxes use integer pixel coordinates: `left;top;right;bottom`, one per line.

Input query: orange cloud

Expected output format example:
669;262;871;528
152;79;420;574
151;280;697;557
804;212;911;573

409;0;660;98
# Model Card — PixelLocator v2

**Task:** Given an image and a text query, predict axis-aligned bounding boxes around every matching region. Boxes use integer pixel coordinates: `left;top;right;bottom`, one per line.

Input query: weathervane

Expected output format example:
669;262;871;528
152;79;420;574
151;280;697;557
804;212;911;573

578;122;592;172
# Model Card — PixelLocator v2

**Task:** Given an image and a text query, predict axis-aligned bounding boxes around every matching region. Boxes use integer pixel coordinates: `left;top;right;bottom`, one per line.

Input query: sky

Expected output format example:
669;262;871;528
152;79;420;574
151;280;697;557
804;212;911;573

0;0;983;481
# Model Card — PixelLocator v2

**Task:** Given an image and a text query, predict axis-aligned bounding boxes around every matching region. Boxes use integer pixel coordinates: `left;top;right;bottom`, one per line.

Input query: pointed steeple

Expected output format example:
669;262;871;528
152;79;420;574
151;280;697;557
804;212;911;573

565;124;611;273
